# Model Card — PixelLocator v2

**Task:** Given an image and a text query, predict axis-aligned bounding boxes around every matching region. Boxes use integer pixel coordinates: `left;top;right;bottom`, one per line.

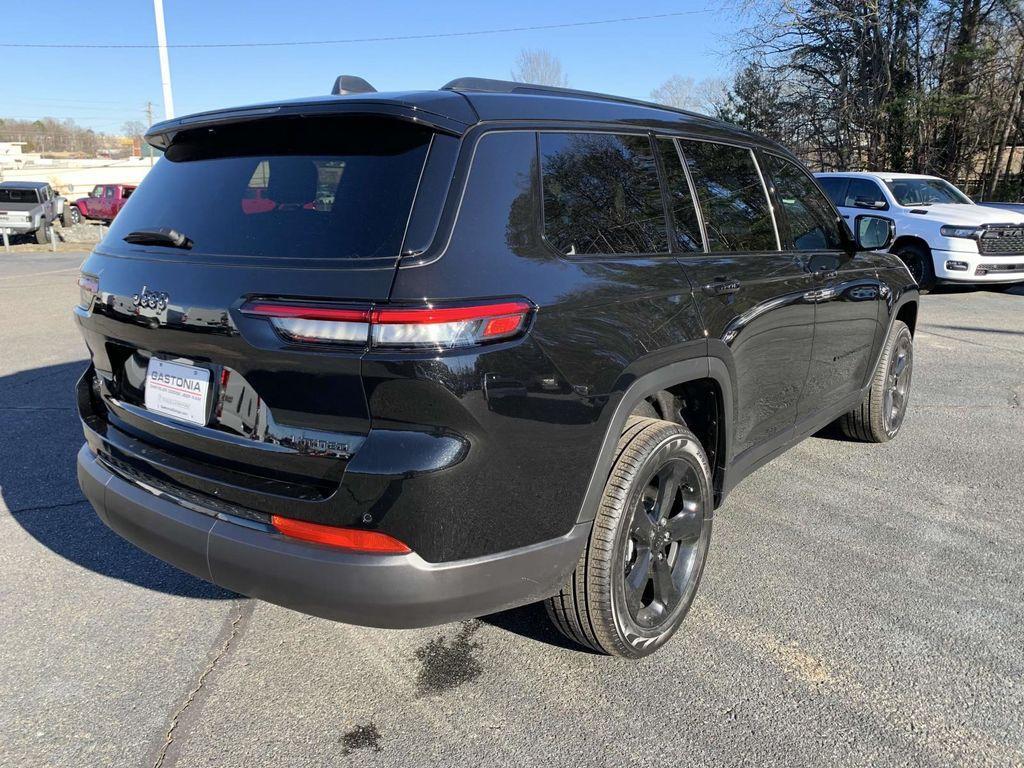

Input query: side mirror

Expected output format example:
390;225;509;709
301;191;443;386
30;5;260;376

854;215;895;251
853;196;887;210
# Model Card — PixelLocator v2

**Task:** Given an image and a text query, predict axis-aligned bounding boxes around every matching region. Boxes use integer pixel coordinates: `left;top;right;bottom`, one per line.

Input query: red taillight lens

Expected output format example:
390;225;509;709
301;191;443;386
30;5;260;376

271;515;411;554
241;300;532;349
370;301;530;348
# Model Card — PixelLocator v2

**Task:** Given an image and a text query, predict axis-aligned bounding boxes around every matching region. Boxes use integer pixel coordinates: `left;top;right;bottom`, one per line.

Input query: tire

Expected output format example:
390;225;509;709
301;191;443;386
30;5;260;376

893;242;935;291
33;223;50;245
839;320;914;442
63;206;80;227
545;416;713;658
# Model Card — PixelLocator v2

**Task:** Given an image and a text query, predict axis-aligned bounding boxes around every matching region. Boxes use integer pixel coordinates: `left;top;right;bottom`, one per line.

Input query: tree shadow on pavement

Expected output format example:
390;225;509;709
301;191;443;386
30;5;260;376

1;361;232;600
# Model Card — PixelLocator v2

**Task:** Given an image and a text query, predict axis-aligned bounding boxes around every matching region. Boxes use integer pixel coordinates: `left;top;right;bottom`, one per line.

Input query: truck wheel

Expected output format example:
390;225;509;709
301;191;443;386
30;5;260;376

894;242;935;291
63;206;81;227
545;416;713;658
34;224;50;245
839;320;913;443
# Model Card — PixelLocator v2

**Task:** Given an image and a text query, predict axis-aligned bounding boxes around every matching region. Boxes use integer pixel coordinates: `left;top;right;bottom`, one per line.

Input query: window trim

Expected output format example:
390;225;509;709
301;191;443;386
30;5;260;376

536;128;675;260
675;136;782;255
654;136;709;255
750;151;783;252
765;154;849;251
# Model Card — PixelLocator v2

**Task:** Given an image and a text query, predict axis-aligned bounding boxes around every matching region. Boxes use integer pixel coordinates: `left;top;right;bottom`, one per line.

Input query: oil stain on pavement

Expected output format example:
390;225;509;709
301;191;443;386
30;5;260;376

414;620;483;695
341;723;382;755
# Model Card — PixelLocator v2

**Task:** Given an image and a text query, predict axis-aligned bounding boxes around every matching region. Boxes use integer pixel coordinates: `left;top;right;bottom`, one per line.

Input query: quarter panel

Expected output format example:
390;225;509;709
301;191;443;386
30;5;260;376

379;128;707;560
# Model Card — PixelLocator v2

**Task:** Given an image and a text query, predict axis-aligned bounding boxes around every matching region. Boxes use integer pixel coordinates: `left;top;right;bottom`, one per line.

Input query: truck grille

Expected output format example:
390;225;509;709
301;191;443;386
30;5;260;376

976;263;1024;275
978;226;1024;255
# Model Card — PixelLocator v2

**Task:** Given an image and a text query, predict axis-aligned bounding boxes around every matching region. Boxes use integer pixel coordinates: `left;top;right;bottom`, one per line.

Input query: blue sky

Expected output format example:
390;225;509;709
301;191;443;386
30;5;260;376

2;1;742;133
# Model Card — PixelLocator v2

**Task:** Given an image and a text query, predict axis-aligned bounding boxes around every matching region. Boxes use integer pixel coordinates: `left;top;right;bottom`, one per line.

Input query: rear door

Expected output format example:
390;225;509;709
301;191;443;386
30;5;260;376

664;137;814;463
76;114;440;519
763;154;884;419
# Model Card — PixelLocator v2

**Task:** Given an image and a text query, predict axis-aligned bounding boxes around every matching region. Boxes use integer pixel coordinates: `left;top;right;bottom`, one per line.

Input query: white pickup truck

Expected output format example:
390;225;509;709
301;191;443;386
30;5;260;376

814;171;1024;289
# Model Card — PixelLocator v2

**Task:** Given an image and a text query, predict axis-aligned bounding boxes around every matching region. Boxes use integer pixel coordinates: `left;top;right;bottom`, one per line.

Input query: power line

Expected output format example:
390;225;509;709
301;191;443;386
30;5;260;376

0;11;708;49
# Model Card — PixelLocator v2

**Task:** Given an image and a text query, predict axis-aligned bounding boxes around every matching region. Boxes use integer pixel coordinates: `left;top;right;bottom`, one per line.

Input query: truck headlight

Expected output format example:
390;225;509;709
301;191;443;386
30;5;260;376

940;225;980;239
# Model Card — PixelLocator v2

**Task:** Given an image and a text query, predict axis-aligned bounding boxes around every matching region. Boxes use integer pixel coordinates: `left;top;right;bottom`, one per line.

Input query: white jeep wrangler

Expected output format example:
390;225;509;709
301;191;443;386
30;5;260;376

815;171;1024;289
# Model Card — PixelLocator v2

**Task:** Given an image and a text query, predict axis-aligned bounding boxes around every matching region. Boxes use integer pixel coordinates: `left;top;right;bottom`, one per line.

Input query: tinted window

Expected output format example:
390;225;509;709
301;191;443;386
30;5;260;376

680;140;777;252
765;155;843;250
844;178;888;209
540;132;667;255
817;177;847;206
657;138;703;252
0;188;39;203
105;186;116;199
105;116;433;260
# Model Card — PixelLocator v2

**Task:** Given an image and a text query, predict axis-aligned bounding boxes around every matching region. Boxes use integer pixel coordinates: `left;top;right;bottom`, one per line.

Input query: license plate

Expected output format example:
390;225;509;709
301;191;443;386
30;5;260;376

145;358;211;426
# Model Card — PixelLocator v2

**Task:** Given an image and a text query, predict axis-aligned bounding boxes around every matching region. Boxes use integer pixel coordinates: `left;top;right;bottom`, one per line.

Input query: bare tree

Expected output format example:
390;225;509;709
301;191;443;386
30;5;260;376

650;76;699;110
651;75;731;116
121;120;147;140
511;49;569;87
719;0;1024;197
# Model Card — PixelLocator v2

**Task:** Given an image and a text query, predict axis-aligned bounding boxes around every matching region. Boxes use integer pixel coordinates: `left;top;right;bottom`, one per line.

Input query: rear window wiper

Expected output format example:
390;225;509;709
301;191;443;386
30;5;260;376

123;227;193;250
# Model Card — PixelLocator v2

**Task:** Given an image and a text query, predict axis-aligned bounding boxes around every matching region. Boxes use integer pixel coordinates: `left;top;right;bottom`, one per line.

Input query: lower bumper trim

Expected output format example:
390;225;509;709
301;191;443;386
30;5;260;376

77;444;589;628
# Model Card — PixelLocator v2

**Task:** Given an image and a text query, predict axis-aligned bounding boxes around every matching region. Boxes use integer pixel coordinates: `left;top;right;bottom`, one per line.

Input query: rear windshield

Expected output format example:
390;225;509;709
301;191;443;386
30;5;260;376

0;189;40;204
105;116;433;260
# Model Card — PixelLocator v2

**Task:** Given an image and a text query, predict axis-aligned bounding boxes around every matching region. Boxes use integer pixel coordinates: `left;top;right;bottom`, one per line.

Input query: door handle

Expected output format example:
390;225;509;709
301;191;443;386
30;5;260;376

702;279;741;296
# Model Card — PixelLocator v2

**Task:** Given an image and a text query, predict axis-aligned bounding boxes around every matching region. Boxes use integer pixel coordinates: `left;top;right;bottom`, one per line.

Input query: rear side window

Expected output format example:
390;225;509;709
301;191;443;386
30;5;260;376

680;140;777;252
540;132;667;255
656;138;703;252
817;177;847;206
764;154;843;250
105;116;433;260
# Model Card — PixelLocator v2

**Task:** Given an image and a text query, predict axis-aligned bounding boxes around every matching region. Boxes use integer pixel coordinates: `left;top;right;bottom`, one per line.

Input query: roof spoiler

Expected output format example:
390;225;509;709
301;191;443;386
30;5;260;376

332;75;377;95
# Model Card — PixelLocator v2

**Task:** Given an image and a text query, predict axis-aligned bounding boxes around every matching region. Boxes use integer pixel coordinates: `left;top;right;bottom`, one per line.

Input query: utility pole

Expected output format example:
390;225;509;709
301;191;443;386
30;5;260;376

153;0;175;119
145;101;154;165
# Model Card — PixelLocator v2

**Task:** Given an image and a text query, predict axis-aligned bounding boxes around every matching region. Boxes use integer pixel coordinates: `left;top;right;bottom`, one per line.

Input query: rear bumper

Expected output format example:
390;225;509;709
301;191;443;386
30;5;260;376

78;444;589;628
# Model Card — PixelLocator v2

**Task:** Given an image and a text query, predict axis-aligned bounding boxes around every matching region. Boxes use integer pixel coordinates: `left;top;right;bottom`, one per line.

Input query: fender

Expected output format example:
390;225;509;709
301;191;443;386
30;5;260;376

871;283;920;375
574;356;734;525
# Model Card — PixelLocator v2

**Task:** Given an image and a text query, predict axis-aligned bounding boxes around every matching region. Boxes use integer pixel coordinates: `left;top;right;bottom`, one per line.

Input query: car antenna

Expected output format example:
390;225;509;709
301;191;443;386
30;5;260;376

331;75;377;95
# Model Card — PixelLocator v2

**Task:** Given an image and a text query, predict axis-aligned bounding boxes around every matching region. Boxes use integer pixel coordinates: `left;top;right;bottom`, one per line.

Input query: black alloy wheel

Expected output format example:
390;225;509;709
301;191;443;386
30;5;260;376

545;417;713;658
620;459;704;630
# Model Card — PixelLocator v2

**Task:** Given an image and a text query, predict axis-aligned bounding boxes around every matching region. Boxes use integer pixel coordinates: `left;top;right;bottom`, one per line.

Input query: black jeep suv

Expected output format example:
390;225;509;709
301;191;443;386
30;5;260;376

75;77;918;658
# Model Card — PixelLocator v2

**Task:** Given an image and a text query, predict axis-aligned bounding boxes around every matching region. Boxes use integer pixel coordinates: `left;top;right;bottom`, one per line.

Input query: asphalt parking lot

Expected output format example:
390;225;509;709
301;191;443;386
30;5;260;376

1;251;1022;768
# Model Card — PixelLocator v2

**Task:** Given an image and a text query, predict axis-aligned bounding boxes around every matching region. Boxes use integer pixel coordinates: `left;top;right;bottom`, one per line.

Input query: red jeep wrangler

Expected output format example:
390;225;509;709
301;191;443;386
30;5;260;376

69;184;137;224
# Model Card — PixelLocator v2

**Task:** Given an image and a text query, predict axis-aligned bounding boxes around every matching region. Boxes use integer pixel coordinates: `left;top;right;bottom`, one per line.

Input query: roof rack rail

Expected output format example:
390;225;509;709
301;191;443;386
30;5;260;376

440;77;707;120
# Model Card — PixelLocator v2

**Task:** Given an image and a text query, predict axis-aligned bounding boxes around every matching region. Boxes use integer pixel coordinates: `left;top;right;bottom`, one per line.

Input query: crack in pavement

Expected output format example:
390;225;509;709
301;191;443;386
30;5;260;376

5;498;88;516
152;600;254;768
0;406;75;413
918;327;1024;356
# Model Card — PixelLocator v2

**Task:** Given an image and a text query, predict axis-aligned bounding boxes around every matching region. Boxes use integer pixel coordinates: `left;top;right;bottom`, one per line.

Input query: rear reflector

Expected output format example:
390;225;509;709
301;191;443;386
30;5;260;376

242;299;531;349
271;515;411;554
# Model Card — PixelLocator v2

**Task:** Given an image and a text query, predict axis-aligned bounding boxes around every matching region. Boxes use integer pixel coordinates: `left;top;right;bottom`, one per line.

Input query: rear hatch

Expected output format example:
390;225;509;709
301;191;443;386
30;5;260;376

76;112;455;522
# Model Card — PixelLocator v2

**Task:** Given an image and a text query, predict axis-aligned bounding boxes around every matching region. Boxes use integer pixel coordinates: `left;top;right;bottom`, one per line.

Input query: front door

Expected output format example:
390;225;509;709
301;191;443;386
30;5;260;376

761;154;884;422
662;137;815;463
